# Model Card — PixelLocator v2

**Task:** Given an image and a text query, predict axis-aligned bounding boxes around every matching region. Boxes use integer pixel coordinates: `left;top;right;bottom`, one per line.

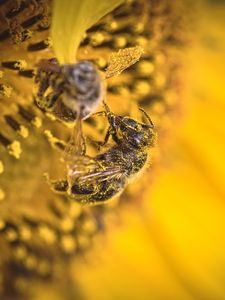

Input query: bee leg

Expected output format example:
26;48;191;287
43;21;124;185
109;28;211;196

34;76;50;109
87;137;102;151
45;92;61;109
50;179;68;194
35;91;59;111
35;68;51;95
88;126;112;150
103;101;114;119
102;102;121;144
91;111;106;117
97;127;112;148
44;173;68;194
106;119;121;145
34;94;48;110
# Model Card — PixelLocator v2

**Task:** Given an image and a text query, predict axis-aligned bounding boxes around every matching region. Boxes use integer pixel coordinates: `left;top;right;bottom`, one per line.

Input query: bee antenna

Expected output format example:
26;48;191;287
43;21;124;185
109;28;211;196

138;107;154;128
103;101;111;113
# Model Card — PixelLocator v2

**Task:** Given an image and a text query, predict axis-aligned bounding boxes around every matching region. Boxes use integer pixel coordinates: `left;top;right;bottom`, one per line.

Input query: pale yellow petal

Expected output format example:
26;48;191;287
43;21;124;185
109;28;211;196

51;0;125;63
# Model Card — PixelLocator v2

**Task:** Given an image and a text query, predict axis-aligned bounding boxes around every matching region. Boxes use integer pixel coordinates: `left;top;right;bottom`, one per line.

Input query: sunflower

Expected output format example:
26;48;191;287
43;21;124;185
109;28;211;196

1;0;222;299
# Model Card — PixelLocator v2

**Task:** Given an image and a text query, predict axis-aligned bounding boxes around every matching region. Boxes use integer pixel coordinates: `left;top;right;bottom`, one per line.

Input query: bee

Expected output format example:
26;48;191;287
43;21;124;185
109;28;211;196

47;101;155;205
34;46;143;122
35;59;104;121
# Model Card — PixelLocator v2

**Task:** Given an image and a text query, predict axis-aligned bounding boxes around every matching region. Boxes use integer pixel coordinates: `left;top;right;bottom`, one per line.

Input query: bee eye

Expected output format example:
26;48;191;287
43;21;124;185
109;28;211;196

121;118;138;130
127;119;137;128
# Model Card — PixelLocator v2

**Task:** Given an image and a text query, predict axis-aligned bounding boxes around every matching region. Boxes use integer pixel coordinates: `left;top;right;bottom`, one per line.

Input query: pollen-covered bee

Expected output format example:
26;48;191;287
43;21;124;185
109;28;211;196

34;46;143;122
47;102;155;205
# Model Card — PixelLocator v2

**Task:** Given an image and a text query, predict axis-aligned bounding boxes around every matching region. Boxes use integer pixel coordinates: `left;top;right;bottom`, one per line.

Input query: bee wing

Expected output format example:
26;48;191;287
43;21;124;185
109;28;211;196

78;165;124;185
67;155;100;179
105;46;144;79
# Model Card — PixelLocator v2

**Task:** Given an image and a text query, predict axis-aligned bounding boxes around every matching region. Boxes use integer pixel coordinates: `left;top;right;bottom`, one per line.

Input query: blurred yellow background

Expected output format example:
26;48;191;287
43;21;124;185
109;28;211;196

74;2;225;299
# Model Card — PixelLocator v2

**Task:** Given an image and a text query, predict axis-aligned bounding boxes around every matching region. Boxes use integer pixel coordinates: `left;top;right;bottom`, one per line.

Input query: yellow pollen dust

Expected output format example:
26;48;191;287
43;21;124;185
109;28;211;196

14;246;27;260
7;141;22;159
5;229;18;242
138;61;155;75
19;226;32;241
61;235;77;253
133;22;145;34
135;36;148;47
134;80;151;96
0;84;12;97
82;218;97;234
25;255;37;270
38;225;57;244
106;21;118;32
14;60;27;70
18;125;29;138
117;86;130;96
113;36;127;48
95;58;107;69
90;32;105;46
31;117;42;128
60;217;74;232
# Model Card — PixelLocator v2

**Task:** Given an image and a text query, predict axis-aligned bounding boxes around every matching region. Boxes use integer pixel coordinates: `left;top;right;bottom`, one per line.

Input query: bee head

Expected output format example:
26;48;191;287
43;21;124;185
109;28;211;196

60;61;104;119
119;115;155;149
102;102;155;149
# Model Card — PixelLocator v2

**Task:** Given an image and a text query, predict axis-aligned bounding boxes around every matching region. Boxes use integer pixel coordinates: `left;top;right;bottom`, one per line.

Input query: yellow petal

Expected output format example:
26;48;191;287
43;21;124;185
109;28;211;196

51;0;125;63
